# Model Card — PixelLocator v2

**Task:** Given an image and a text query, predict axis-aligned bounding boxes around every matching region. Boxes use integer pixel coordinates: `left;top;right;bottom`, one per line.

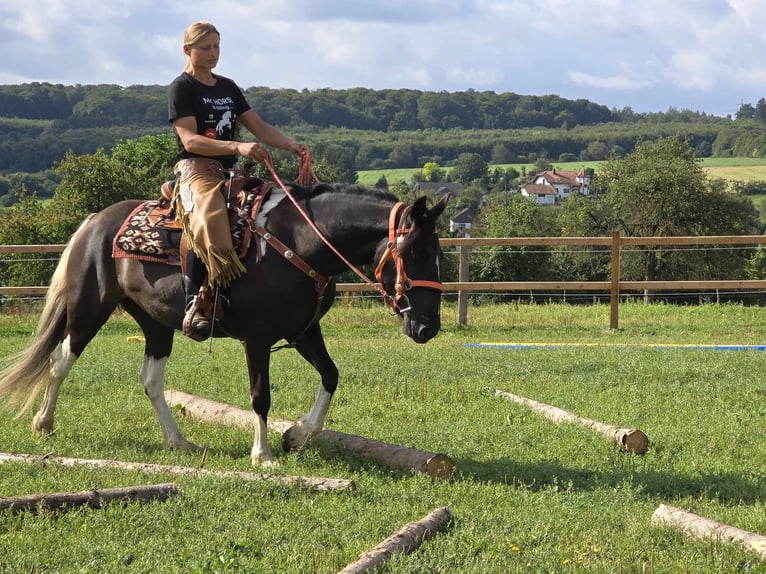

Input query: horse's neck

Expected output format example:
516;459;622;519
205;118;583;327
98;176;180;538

303;198;391;274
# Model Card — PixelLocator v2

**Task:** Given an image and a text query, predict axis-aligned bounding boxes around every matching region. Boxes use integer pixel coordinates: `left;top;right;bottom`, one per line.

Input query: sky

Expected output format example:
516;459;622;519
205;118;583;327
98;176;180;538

3;0;766;118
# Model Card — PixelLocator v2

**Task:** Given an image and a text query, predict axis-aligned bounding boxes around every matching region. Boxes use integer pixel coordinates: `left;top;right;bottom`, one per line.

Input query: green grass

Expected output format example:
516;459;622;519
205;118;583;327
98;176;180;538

2;302;766;572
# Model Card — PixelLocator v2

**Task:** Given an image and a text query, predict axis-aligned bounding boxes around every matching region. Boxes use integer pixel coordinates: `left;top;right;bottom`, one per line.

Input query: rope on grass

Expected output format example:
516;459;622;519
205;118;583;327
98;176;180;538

0;452;354;492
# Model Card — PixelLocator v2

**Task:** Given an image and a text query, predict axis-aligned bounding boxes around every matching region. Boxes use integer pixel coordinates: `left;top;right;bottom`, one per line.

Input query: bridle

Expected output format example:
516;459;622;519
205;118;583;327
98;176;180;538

373;202;443;314
262;152;443;314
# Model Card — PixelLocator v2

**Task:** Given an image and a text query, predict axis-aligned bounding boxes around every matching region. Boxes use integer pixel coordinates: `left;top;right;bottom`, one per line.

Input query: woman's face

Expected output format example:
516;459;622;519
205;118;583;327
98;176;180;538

187;33;220;70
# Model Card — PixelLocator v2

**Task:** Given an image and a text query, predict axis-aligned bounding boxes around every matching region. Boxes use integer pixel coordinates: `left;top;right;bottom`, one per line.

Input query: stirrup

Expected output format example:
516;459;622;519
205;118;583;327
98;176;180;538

183;296;210;341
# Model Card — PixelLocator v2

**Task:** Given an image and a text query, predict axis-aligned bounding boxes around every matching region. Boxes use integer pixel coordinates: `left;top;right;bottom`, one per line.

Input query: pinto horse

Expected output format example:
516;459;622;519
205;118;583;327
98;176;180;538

0;181;448;466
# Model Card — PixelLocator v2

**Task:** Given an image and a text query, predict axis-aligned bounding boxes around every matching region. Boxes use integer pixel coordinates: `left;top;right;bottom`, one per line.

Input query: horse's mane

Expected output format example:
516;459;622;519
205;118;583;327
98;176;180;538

300;182;399;203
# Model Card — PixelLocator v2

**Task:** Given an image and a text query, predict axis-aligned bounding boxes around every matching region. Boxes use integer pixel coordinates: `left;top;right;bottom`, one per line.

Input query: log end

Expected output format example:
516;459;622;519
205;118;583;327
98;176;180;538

621;429;649;454
426;454;456;480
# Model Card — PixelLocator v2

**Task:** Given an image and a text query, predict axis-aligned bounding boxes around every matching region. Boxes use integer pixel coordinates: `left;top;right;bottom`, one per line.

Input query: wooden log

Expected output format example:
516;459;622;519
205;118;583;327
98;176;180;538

165;390;456;479
0;452;354;492
491;388;649;454
0;483;176;514
337;506;453;574
651;504;766;560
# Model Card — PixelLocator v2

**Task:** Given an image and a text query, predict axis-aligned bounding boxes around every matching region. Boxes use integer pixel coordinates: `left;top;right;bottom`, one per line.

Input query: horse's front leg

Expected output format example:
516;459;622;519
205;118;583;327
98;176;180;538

244;338;276;466
282;323;339;452
139;327;201;452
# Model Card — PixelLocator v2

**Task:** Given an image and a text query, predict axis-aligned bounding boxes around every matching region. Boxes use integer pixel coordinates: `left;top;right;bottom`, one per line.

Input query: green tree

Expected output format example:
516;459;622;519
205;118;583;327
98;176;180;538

0;188;57;286
587;137;759;283
451;153;488;185
472;194;558;282
422;161;446;182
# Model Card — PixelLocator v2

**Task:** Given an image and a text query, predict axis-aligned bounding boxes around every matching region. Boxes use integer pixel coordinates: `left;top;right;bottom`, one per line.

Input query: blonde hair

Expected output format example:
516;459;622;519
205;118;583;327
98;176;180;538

183;21;220;49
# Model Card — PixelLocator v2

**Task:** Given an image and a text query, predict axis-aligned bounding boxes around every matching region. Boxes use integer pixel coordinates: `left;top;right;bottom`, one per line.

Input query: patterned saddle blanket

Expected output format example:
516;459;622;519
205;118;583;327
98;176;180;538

111;182;265;266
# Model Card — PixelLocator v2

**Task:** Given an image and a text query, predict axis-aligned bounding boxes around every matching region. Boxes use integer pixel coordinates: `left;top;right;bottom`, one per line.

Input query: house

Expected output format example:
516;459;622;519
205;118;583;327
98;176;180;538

520;183;558;205
415;182;464;197
521;169;590;203
449;207;476;237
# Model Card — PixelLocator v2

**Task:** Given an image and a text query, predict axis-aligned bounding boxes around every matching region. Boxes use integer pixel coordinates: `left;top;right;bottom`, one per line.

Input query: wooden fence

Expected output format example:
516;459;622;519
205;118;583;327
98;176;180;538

3;232;766;328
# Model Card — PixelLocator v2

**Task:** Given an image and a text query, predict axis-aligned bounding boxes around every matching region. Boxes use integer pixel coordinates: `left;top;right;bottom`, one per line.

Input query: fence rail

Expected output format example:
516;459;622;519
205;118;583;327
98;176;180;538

3;232;766;328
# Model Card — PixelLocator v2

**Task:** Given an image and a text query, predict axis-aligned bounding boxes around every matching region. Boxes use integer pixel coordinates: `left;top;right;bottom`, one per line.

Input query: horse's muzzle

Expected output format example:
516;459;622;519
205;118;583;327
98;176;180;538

401;312;440;344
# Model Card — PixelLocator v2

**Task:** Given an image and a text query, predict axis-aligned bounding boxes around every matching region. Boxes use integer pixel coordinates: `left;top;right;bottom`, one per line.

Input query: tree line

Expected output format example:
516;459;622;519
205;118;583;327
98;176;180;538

2;133;765;303
4;82;766;201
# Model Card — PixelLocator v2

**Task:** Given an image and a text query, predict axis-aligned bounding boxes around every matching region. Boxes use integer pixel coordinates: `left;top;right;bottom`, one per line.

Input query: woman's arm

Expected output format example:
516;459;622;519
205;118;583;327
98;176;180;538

237;109;306;156
173;115;272;162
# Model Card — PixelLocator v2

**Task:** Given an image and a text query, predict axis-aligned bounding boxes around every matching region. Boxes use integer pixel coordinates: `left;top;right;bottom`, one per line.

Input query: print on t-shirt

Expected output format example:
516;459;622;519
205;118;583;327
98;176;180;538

200;95;236;140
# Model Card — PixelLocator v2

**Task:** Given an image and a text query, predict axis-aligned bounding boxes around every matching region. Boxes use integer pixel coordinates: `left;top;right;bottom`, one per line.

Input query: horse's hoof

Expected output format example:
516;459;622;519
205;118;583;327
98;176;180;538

281;426;302;452
282;425;313;452
251;451;278;467
253;457;279;469
32;414;53;435
172;440;205;453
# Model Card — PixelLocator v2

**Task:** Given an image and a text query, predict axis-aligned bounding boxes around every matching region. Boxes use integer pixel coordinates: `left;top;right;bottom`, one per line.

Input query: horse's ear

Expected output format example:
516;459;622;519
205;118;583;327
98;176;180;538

430;192;450;219
412;196;429;223
412;194;450;227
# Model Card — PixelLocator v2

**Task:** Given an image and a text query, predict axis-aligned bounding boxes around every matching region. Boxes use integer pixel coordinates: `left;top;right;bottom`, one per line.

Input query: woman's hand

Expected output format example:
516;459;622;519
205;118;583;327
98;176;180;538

237;141;271;163
286;140;309;157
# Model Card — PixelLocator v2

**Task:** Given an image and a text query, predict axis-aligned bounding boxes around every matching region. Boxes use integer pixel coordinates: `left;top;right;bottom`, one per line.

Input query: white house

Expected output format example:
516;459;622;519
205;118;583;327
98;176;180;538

449;207;476;237
521;168;591;203
520;183;558;205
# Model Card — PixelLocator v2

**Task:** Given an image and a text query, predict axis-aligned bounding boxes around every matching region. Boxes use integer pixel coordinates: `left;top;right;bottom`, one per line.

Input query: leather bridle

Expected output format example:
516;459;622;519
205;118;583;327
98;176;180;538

373;201;443;314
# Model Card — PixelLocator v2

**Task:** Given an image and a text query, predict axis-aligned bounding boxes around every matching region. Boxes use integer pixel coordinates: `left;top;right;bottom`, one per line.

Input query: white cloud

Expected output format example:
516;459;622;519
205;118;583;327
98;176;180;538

1;0;766;115
568;72;649;91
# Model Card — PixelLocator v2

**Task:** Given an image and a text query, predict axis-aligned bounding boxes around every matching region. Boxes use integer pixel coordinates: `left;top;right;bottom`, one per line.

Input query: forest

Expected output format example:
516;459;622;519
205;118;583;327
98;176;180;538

4;82;766;203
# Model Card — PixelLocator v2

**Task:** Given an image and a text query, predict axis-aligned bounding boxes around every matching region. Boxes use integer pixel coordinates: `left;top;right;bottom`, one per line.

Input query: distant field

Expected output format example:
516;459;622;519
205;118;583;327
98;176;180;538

357;158;766;186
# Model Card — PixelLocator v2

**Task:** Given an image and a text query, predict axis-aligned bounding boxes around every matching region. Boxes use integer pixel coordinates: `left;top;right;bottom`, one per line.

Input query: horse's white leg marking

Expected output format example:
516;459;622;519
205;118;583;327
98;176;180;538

291;387;332;447
140;355;196;450
251;415;276;467
33;336;77;434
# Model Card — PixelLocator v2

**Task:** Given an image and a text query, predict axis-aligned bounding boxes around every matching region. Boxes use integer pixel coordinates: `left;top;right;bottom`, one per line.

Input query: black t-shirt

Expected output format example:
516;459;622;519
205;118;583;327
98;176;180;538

167;72;252;169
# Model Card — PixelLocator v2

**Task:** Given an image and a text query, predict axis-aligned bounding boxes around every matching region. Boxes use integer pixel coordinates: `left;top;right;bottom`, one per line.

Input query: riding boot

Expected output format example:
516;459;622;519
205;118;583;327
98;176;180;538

182;251;210;340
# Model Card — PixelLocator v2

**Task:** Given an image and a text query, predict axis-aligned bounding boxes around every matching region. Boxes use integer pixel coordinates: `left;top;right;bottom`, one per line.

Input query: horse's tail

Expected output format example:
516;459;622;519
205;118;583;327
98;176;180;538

0;215;94;416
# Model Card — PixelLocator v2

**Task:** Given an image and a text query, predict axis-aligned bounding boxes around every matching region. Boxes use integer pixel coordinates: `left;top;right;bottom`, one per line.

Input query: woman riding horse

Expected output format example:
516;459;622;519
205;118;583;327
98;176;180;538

168;20;307;339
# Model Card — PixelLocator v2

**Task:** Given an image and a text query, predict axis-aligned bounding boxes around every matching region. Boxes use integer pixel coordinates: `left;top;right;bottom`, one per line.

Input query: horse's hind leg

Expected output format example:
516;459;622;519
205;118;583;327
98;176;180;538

33;301;118;435
32;337;77;434
282;323;339;452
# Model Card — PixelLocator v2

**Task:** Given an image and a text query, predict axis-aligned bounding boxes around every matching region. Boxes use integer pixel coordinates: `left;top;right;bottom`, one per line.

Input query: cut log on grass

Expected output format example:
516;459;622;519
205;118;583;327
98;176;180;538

491;388;649;454
0;483;176;514
651;504;766;560
0;452;353;492
165;390;455;479
337;506;453;574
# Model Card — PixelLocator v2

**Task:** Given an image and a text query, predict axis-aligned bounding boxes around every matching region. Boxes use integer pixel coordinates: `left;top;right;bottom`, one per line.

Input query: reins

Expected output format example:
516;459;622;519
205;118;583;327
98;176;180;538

261;150;442;316
262;151;394;307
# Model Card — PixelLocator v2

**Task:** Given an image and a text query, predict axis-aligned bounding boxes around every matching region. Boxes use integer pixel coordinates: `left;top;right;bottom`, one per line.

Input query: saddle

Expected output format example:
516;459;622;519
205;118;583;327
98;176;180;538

112;174;273;334
112;174;270;268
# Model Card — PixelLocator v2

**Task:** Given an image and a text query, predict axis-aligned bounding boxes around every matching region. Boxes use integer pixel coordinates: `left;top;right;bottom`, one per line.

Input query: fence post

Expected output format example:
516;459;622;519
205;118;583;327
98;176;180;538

457;245;471;325
610;230;621;329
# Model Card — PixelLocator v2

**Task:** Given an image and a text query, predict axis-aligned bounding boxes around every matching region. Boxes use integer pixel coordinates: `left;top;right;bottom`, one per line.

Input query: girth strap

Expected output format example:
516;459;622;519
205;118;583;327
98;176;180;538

253;226;330;349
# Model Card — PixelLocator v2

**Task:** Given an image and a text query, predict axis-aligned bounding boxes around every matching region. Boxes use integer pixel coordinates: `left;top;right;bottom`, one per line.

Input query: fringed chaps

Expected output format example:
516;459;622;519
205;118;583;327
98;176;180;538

173;158;246;289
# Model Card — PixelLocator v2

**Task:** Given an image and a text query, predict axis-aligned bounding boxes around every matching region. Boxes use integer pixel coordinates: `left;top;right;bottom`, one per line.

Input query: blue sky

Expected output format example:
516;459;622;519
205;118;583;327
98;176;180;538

3;0;766;117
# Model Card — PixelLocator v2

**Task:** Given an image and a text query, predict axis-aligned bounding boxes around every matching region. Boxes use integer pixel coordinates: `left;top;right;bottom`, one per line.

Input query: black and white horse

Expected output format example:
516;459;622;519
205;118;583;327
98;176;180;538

0;181;448;465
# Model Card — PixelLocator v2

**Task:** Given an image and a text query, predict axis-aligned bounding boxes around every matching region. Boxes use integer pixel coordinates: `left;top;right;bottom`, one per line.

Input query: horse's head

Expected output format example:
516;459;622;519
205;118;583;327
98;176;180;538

375;193;450;344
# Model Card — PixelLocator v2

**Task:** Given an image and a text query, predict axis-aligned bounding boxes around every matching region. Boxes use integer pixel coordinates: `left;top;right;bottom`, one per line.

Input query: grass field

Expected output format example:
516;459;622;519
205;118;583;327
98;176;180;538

2;301;766;572
357;157;766;186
